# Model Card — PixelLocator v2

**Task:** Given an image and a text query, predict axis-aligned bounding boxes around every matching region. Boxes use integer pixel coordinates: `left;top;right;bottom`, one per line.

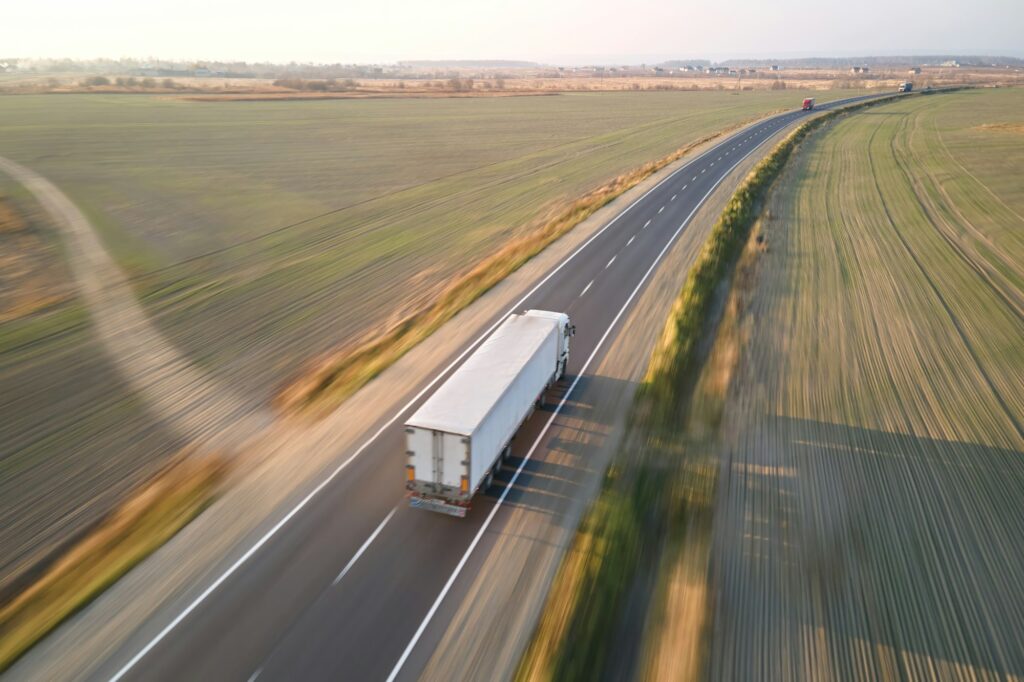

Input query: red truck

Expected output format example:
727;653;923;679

802;97;815;111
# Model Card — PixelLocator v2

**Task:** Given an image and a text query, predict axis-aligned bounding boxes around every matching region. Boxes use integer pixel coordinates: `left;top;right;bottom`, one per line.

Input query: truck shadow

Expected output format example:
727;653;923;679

709;414;1024;680
481;372;637;525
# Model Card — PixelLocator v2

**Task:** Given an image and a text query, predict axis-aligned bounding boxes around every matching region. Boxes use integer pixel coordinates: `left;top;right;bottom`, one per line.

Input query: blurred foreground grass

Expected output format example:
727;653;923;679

0;454;225;673
706;87;1024;680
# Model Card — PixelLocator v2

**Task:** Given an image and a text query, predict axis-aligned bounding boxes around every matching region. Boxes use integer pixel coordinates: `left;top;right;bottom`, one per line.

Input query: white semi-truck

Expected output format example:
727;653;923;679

405;310;574;517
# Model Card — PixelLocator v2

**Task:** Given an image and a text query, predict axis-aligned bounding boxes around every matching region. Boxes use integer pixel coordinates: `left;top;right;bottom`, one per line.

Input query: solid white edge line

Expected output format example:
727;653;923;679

332;507;398;585
384;123;782;682
106;97;762;682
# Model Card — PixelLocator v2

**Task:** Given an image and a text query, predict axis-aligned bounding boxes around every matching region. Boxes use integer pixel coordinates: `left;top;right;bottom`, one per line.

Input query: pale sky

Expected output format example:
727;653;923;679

4;0;1022;64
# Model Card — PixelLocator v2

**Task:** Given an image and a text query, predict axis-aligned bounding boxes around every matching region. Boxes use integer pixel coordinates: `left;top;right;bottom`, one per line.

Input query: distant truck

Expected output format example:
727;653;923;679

899;82;913;93
802;97;815;111
405;310;574;517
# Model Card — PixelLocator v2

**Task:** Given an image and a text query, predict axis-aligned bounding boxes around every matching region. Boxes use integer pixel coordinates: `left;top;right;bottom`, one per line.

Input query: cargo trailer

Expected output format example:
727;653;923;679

405;310;573;517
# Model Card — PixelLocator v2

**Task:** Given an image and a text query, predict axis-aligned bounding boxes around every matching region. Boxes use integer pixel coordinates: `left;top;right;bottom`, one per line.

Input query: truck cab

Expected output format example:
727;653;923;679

802;98;815;111
523;309;574;380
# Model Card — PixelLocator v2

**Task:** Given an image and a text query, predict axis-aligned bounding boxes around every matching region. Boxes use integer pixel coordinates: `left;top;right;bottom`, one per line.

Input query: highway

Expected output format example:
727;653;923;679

91;94;885;682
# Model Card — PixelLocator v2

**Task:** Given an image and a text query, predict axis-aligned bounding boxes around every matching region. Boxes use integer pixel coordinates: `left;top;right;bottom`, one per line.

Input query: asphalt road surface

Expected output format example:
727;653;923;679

94;94;886;682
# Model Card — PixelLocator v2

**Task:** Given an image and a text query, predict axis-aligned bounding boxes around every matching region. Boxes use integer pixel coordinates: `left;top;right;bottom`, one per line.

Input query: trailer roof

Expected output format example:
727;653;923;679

406;314;555;436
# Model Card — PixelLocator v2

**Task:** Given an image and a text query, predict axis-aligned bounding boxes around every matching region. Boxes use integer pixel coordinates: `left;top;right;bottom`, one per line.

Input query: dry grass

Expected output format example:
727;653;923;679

0;452;226;673
976;121;1024;134
0;197;26;233
276;125;750;414
0;195;69;322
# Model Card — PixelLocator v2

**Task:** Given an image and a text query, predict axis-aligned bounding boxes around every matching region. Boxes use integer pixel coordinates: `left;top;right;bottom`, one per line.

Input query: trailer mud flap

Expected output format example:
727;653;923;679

410;495;469;518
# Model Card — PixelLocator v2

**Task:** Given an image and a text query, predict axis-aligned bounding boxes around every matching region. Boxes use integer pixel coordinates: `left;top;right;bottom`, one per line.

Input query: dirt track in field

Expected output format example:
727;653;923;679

706;92;1024;680
0;156;271;447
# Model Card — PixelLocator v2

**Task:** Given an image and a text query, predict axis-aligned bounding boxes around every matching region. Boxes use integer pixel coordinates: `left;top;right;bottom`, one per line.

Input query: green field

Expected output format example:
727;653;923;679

0;90;858;391
706;89;1024;679
0;89;859;592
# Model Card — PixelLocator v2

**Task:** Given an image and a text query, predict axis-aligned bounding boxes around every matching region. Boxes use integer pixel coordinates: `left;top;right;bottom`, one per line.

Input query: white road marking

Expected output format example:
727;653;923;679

580;280;593;297
658;206;664;214
248;668;262;682
692;176;697;181
702;168;706;173
384;128;781;682
108;104;795;682
332;507;397;585
606;255;616;269
710;162;714;167
681;184;687;191
671;194;676;201
627;235;636;246
643;219;651;229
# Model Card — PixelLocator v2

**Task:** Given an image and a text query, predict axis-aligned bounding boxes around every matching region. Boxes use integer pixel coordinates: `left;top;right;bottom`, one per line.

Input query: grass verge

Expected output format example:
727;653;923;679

277;121;767;415
516;93;904;681
0;453;226;673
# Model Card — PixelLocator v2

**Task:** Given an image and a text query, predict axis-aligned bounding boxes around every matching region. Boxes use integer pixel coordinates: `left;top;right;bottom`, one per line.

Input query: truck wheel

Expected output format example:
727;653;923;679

537;393;546;408
484;471;494;490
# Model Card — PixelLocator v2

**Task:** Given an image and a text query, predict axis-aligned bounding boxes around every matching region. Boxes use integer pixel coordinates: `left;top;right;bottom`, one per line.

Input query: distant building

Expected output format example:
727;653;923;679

908;67;922;74
850;66;870;74
942;60;961;68
769;65;781;71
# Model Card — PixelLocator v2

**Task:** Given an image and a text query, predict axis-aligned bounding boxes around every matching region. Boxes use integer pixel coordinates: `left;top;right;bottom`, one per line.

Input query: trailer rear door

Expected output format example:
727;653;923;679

407;426;468;492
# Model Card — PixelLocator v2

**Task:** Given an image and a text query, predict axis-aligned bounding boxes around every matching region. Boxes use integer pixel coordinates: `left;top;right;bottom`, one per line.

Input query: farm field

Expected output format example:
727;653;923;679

706;89;1024;680
0;89;851;593
0;89;862;394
